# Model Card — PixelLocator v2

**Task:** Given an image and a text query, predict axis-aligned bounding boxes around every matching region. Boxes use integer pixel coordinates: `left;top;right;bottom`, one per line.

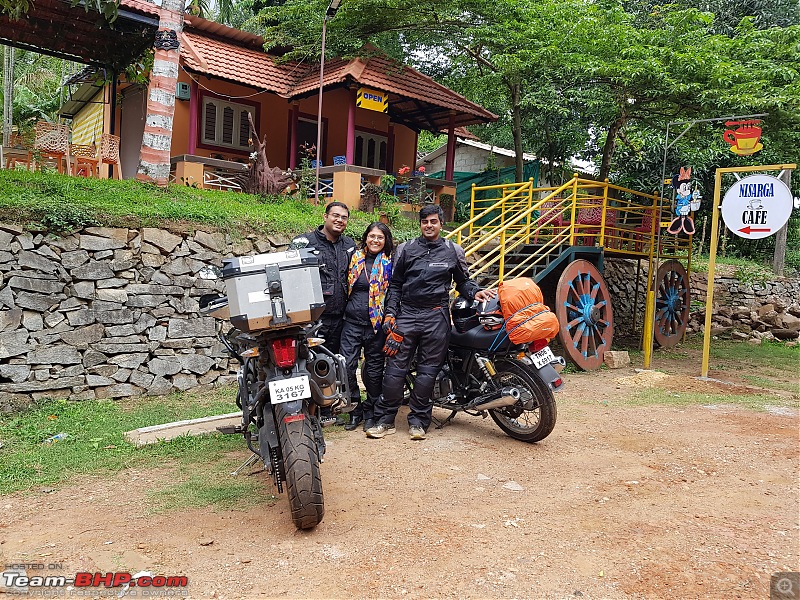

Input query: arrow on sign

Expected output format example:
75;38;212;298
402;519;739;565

739;226;771;235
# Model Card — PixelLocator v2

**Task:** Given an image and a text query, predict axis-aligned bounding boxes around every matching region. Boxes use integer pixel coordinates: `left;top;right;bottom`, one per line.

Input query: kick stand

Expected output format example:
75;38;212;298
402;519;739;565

230;452;260;476
433;410;458;429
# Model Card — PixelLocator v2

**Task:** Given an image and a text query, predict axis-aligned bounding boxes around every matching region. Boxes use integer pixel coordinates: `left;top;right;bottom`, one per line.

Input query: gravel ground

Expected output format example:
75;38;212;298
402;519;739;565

1;359;798;599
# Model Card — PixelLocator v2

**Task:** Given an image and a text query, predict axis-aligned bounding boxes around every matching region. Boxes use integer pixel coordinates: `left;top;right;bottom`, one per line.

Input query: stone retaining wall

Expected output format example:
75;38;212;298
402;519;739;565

604;258;800;341
0;223;293;411
2;229;798;411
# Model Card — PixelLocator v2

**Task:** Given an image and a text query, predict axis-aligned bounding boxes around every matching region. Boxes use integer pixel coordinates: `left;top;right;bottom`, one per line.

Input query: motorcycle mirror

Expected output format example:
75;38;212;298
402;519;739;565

289;236;310;250
197;265;223;280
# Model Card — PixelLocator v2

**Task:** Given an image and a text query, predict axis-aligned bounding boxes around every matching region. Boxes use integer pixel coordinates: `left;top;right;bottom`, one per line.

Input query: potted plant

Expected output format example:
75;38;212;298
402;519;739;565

370;174;401;224
377;198;401;224
415;165;427;203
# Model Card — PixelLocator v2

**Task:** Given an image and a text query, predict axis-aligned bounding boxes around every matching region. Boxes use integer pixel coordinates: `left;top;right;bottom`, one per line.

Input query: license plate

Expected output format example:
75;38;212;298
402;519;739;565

269;375;311;404
531;346;555;369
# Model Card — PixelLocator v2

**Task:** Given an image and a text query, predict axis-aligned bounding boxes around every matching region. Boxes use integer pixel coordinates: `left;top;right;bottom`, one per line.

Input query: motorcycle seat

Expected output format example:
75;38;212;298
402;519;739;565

449;324;522;353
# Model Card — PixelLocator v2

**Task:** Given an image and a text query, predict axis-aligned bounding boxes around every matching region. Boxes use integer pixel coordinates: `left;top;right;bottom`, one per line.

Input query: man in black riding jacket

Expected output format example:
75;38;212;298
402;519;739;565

367;205;496;440
292;201;356;426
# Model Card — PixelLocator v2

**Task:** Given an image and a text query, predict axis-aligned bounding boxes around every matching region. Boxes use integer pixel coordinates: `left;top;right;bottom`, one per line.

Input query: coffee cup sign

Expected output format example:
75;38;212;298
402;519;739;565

723;119;763;156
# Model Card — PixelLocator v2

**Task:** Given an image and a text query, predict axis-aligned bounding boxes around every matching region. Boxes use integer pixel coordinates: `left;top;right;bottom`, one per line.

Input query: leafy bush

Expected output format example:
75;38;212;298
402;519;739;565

38;203;100;232
733;262;771;285
785;248;800;273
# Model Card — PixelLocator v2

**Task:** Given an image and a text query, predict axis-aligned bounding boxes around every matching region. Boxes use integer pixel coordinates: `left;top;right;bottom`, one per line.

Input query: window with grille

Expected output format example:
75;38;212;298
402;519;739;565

201;97;255;151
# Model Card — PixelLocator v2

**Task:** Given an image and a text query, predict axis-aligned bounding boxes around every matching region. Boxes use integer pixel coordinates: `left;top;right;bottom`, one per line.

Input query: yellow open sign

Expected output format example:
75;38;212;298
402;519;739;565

357;87;388;113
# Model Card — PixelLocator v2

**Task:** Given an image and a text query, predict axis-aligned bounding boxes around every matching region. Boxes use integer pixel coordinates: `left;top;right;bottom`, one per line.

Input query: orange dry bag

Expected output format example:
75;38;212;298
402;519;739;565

498;278;560;344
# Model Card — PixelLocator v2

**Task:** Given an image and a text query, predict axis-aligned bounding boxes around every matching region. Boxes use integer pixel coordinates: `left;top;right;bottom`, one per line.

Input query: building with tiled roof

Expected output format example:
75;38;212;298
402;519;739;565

60;12;497;204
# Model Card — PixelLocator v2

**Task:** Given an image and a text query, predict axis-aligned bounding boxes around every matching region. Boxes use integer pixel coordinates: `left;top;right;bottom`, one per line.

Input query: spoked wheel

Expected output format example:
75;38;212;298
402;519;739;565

489;360;557;443
555;259;614;370
654;259;690;348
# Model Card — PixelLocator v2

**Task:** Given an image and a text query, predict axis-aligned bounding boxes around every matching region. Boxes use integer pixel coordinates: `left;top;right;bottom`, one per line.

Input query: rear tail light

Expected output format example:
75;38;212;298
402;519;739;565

530;338;548;352
271;337;297;368
552;377;563;388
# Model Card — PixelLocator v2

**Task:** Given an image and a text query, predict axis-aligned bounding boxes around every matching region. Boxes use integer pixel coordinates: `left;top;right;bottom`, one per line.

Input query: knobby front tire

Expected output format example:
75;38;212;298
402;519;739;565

275;404;324;529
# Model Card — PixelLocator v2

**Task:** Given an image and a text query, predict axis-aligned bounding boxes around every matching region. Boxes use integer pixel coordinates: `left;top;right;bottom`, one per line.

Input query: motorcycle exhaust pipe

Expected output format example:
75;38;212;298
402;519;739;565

472;387;520;411
306;349;351;410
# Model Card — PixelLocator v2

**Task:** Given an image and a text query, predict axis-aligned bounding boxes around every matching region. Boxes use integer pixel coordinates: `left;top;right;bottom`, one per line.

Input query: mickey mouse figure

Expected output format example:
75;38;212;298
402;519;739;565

667;166;701;235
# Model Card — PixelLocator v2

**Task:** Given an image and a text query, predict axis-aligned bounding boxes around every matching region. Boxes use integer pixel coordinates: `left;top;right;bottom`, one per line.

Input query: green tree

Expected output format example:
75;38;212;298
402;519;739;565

248;0;555;180
417;130;445;156
0;50;65;135
247;0;799;189
1;0;119;21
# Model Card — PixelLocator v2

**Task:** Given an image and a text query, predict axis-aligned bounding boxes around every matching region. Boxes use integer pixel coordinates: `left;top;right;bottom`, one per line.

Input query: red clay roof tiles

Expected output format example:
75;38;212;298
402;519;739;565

288;53;492;120
119;0;161;17
179;21;497;129
181;31;300;96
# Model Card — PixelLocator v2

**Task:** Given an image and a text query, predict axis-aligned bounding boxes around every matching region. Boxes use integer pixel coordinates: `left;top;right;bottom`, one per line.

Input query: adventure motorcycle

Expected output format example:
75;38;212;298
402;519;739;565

408;297;565;442
198;254;350;530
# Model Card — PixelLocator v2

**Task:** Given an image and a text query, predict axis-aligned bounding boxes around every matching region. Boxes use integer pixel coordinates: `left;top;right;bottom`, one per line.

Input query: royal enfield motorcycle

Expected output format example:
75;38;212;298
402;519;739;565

198;250;350;530
407;297;565;442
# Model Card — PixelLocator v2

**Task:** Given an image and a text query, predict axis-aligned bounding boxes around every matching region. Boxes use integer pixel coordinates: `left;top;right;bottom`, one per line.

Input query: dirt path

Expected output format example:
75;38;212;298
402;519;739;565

1;362;798;599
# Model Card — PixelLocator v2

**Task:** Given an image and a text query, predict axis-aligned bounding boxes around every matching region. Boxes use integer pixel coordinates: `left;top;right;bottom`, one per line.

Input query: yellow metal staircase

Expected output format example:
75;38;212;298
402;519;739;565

445;174;690;291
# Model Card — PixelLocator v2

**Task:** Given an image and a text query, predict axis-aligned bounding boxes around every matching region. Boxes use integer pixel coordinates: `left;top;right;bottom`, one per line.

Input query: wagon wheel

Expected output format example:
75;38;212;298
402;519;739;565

654;260;690;348
555;259;614;371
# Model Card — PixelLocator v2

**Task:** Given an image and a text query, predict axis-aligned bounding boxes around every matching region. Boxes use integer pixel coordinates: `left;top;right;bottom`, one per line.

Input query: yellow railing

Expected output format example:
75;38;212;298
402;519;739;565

445;174;691;289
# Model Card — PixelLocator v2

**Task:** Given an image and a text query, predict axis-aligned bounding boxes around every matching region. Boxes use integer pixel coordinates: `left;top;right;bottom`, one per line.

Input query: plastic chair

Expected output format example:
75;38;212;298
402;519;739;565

99;133;122;179
534;200;571;243
576;200;617;246
332;155;346;166
392;183;409;201
3;133;32;170
32;121;70;173
69;143;99;177
632;214;654;252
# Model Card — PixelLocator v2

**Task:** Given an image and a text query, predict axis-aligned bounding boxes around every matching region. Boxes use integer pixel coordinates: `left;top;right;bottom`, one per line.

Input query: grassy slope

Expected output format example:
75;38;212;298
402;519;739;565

0;170;421;241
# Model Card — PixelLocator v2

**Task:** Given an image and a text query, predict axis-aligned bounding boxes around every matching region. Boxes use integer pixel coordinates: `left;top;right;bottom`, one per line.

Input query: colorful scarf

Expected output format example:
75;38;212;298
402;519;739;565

348;249;392;333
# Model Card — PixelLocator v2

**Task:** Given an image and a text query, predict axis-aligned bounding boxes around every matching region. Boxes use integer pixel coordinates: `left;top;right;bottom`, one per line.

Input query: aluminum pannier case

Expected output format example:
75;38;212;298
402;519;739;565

221;248;325;332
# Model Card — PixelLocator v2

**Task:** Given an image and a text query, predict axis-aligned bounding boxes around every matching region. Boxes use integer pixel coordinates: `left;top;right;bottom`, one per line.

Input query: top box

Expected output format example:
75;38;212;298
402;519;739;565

222;249;325;332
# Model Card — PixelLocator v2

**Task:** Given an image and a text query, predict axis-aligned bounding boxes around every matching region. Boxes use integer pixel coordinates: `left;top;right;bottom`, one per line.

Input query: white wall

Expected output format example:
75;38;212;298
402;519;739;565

425;144;518;174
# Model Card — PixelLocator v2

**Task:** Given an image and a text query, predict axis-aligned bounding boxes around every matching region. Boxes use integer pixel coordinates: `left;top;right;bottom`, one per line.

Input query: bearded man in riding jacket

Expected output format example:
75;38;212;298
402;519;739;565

367;205;496;440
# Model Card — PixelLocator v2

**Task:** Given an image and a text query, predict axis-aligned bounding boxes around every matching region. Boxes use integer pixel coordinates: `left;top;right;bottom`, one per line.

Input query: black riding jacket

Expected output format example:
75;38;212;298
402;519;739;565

385;236;479;315
294;226;355;316
344;253;376;325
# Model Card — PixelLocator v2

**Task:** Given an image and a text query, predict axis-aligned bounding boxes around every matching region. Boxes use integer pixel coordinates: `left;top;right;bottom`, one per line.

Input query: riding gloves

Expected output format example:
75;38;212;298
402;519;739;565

382;314;396;335
383;329;404;356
